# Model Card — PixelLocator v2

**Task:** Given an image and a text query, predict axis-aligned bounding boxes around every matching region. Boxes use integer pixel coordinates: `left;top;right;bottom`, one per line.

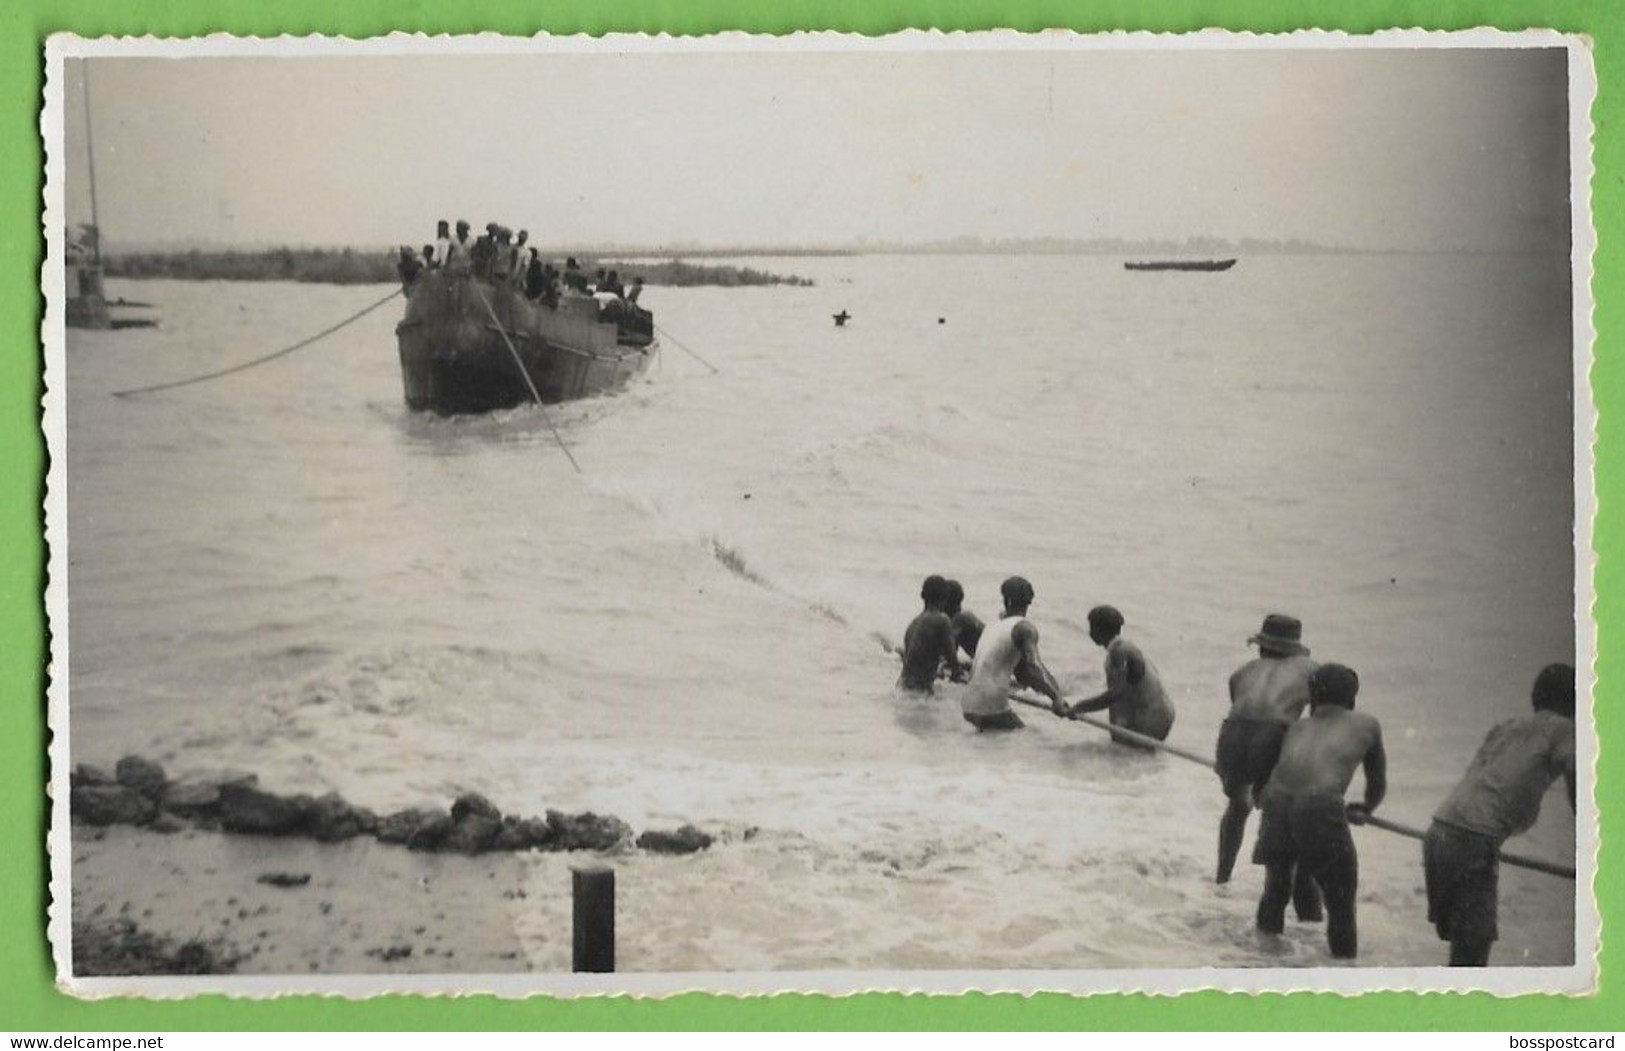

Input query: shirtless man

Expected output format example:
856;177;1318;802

1215;614;1320;885
896;575;963;694
943;579;985;666
959;576;1067;731
1063;606;1176;746
1424;663;1577;966
1253;662;1386;959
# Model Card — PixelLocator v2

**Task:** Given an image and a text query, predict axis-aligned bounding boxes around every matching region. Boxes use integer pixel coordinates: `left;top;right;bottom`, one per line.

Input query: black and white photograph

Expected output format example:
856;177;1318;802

43;30;1595;996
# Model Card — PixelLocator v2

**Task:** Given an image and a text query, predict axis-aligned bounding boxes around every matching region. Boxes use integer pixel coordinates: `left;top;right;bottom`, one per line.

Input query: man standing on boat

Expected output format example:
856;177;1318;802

433;220;452;269
897;575;964;694
1062;605;1175;746
446;219;474;274
959;577;1067;732
1423;662;1577;966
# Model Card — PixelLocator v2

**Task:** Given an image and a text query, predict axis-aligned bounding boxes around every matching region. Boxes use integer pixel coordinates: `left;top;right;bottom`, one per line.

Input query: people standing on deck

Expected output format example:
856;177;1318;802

627;276;646;305
396;245;423;289
421;244;436;274
1252;663;1386;959
943;580;984;663
509;230;529;286
433;220;451;269
447;220;474;274
524;249;547;301
1215;614;1321;888
601;269;625;297
1423;662;1577;966
563;258;590;294
897;575;964;695
959;577;1068;732
471;224;498;279
1062;606;1176;746
492;228;515;282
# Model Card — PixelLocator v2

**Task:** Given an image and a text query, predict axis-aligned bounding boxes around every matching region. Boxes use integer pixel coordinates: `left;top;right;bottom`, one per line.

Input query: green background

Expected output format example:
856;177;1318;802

2;0;1615;1031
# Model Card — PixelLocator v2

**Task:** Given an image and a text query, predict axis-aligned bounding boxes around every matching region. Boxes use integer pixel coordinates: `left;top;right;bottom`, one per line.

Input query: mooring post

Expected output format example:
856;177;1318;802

572;864;616;973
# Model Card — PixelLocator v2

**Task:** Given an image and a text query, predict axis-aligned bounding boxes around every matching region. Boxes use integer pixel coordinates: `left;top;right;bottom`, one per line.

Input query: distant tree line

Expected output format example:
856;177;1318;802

102;247;814;288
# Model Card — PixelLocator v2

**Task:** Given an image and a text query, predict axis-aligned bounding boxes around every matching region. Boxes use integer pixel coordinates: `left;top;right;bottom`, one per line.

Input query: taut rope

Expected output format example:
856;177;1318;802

1006;693;1576;880
113;288;402;398
474;289;582;474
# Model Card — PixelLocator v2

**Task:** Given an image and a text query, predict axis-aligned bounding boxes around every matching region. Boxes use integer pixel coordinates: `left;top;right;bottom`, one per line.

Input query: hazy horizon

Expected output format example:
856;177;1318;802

61;44;1573;255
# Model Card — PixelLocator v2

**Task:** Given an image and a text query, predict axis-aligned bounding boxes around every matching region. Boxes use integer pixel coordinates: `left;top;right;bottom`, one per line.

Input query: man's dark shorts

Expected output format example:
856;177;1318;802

1252;788;1356;878
1423;820;1501;945
1216;717;1289;800
964;710;1024;732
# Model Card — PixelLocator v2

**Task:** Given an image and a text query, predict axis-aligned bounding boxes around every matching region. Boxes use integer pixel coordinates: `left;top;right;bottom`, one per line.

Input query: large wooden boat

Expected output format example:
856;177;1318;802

395;269;658;415
1123;258;1237;272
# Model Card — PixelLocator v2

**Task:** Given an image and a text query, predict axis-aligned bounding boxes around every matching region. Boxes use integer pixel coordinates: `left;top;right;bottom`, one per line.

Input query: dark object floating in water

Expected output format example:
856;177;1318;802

1123;258;1237;272
833;310;851;327
256;872;312;888
395;269;657;416
937;317;946;324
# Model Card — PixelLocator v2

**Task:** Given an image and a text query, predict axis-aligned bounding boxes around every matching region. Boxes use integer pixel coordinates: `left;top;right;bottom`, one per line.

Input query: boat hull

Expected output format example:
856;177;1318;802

395;271;656;415
1123;258;1237;272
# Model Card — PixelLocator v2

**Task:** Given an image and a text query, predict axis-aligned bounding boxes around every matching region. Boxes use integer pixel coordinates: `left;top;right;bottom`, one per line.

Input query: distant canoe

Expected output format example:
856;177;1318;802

1123;259;1237;272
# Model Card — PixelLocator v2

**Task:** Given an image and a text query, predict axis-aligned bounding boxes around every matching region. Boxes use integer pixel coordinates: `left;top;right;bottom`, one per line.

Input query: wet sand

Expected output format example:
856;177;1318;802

71;825;532;975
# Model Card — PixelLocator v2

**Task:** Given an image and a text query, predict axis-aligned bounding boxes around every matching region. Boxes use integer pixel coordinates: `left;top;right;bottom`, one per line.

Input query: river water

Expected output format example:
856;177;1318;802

63;252;1582;975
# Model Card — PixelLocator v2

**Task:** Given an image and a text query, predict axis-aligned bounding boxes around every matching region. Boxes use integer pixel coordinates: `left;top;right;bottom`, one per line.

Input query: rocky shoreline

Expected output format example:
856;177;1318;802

70;755;714;857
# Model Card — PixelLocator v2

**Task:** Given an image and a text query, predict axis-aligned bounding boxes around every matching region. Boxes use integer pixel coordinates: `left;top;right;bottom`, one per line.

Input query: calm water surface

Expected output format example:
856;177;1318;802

64;252;1580;971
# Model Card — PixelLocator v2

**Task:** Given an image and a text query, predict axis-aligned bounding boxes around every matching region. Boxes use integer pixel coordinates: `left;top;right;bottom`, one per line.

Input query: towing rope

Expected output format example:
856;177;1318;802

653;322;720;375
1005;693;1576;880
113;288;402;398
475;289;582;475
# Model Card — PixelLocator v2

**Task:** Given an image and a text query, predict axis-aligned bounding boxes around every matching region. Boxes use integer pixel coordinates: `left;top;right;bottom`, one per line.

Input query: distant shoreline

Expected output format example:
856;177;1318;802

101;248;816;288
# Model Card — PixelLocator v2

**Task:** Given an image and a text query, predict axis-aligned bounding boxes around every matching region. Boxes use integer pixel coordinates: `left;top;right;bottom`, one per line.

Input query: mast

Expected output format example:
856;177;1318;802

81;61;101;263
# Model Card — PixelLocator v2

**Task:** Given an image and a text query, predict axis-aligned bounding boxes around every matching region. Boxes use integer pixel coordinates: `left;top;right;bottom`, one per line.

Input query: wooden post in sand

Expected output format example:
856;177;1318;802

572;864;615;973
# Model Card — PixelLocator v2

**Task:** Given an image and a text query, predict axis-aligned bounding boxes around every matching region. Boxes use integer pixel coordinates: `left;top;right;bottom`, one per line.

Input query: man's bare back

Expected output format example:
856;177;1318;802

898;610;958;692
1229;655;1319;725
1269;707;1385;799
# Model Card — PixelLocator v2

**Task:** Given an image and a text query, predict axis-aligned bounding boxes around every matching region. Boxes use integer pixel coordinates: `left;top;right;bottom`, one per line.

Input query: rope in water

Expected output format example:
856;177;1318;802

474;290;582;474
653;322;720;375
1005;693;1576;880
112;288;403;398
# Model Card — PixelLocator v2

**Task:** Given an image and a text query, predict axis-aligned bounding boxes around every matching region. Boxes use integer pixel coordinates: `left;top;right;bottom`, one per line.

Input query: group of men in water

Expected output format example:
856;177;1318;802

395;218;646;317
897;575;1578;967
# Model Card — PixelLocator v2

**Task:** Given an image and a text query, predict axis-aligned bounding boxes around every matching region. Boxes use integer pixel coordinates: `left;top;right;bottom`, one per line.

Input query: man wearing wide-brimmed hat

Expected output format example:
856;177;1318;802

1215;614;1323;913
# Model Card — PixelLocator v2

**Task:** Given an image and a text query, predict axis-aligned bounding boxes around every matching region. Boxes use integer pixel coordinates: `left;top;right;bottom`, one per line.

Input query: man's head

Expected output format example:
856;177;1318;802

943;580;965;616
1532;663;1576;720
437;219;450;236
455;219;470;235
422;244;435;259
516;230;529;244
920;575;950;610
1309;663;1360;711
1248;613;1310;659
1000;576;1035;615
1087;605;1124;646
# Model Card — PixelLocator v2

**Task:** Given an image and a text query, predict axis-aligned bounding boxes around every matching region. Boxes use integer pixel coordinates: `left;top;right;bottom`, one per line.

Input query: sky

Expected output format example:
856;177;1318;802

60;43;1574;252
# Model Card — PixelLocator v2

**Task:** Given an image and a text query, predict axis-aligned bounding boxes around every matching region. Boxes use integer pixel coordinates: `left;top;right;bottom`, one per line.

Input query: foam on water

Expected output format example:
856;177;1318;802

65;254;1579;970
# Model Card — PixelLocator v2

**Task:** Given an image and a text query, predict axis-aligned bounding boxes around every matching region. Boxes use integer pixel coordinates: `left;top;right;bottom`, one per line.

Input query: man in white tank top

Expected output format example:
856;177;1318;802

960;576;1068;731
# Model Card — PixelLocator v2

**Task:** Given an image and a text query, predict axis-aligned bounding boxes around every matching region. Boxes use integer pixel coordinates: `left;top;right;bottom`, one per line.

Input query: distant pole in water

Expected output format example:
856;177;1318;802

833;310;851;327
81;62;101;263
571;865;616;973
